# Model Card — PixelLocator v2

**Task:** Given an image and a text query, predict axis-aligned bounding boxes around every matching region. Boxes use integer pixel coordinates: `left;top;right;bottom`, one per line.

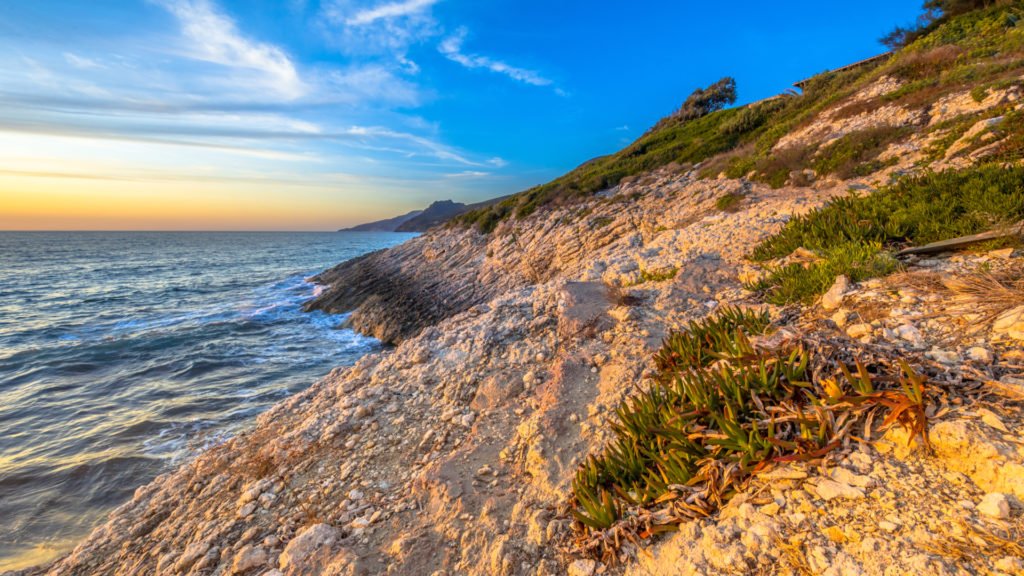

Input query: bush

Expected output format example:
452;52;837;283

715;191;744;212
748;164;1024;304
570;307;929;556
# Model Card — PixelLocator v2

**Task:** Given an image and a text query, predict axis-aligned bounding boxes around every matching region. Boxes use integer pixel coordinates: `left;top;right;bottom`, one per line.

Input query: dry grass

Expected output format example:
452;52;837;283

942;271;1024;328
923;517;1024;566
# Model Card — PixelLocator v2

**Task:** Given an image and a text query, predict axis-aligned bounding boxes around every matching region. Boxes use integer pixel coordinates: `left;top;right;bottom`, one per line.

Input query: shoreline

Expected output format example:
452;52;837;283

13;60;1024;575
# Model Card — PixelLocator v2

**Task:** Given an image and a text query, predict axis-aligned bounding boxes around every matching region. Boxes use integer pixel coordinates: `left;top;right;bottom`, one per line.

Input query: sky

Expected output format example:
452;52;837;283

0;0;924;231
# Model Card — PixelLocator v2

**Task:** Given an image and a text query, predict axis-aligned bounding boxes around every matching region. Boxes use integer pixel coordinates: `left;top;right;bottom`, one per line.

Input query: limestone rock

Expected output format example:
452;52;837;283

812;478;865;501
977;493;1011;519
846;323;872;339
280;524;340;572
821;275;850;311
231;545;268;574
993;305;1024;341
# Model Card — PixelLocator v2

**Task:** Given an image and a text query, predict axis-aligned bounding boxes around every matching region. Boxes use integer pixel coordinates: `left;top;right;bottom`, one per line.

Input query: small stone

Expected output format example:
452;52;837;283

831;467;873;488
824;526;846;543
237;502;256;518
926;348;959;364
977;493;1010;519
821;275;849;311
966;346;993;364
280;524;340;571
988;248;1015;259
568;559;597;576
878;521;898;533
351;517;370;530
895;324;925;349
995;557;1024;573
348;489;364;501
231;545;268;575
831;309;850;328
760;503;781;516
846;323;872;339
977;408;1010;433
812;478;865;501
993;305;1024;341
461;412;476;427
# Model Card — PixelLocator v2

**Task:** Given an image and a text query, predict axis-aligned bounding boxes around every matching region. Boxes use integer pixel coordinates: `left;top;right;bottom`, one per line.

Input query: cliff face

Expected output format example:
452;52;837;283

24;9;1024;576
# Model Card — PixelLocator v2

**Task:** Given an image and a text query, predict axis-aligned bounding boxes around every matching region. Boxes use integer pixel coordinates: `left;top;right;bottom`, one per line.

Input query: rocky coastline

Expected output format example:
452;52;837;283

13;54;1024;576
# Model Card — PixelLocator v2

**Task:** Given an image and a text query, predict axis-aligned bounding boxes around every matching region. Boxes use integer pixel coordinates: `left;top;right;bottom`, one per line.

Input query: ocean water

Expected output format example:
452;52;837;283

0;231;414;571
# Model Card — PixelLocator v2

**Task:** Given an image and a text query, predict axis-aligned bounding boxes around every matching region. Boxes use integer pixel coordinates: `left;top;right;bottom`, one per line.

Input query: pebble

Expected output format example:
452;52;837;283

231;545;268;575
966;346;993;363
237;503;256;518
878;521;898;532
846;323;872;339
568;559;598;576
895;324;925;348
831;309;850;328
977;492;1010;519
812;478;865;501
926;348;959;364
821;275;849;311
993;305;1024;341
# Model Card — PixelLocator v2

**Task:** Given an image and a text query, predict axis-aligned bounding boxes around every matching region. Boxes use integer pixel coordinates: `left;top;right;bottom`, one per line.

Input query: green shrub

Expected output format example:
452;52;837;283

715;191;744;212
627;267;679;286
812;126;911;178
571;308;929;553
747;164;1024;304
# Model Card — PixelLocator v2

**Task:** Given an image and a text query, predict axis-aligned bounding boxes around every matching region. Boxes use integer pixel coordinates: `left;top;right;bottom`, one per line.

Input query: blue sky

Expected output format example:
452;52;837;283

0;0;923;229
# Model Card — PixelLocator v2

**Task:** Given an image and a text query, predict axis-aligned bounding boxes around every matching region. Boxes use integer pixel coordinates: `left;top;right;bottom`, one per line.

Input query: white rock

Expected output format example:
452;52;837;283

895;324;925;349
926;348;959;364
846;323;872;339
231;545;268;575
993;305;1024;341
821;275;849;311
878;521;898;532
978;493;1011;519
280;524;340;571
966;346;993;363
831;309;850;328
568;559;598;576
812;478;865;501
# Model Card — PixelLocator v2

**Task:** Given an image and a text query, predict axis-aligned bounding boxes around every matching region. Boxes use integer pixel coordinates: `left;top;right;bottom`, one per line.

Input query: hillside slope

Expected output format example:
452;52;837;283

22;5;1024;576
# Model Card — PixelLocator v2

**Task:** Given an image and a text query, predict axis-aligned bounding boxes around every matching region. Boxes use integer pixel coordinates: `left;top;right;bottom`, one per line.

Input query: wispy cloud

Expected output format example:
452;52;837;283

345;0;439;26
63;53;104;70
320;0;438;65
439;27;555;89
156;0;307;99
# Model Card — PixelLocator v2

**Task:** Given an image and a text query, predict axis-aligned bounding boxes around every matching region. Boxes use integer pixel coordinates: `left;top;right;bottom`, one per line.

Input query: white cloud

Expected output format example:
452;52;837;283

320;0;439;60
157;0;306;100
439;28;554;88
63;52;104;70
346;0;438;26
317;65;421;106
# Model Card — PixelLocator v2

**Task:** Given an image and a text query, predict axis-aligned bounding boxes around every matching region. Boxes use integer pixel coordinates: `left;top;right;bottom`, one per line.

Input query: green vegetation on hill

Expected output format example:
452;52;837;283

747;164;1024;304
457;2;1024;234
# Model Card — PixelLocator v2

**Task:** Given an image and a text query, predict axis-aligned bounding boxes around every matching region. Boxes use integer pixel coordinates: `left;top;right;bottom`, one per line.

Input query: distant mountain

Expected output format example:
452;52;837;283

339;209;423;232
341;196;512;233
395;200;469;232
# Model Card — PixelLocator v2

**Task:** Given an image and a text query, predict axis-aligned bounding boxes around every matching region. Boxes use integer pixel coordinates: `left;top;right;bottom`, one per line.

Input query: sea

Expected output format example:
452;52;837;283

0;231;415;571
